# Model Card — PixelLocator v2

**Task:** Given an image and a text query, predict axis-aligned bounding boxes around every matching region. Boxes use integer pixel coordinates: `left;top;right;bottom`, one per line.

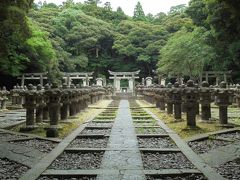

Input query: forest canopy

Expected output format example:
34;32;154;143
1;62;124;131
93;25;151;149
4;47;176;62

0;0;240;82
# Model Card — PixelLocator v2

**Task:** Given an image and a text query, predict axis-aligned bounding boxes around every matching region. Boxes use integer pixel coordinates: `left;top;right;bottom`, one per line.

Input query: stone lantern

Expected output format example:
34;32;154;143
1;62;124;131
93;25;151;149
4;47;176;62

20;84;38;131
0;87;9;110
172;82;182;121
199;81;212;121
43;84;50;120
165;83;173;114
69;84;77;117
45;83;62;137
194;83;200;115
60;83;70;120
10;86;18;105
234;85;240;108
183;80;199;127
35;84;45;123
215;81;233;125
181;84;186;113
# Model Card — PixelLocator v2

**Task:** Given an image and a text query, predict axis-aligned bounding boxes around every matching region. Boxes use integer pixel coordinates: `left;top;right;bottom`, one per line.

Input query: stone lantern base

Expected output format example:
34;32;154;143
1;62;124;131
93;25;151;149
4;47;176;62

20;125;38;132
45;125;62;137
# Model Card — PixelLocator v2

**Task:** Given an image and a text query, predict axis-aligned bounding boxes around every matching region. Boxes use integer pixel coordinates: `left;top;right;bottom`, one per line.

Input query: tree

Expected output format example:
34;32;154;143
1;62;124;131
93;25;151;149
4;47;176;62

113;20;169;76
0;0;33;76
133;1;145;21
186;0;208;27
158;28;215;79
169;4;187;14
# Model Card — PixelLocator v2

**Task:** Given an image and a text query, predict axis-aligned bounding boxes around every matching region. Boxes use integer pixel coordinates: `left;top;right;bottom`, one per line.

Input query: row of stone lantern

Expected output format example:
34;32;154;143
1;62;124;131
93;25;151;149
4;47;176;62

0;87;9;111
10;85;26;106
137;80;233;128
20;83;106;137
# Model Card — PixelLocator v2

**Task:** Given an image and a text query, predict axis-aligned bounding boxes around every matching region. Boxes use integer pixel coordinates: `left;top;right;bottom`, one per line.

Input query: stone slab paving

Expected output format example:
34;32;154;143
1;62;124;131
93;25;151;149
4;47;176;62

200;141;240;167
0;109;26;129
97;100;145;180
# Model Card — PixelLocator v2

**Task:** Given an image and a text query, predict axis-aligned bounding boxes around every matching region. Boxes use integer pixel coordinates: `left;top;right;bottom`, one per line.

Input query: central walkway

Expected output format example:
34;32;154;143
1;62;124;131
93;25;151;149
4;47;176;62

97;100;145;180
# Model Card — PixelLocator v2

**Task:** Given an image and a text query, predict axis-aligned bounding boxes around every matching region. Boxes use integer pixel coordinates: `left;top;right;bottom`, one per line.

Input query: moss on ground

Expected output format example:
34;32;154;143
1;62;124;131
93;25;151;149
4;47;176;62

10;100;112;139
137;100;230;139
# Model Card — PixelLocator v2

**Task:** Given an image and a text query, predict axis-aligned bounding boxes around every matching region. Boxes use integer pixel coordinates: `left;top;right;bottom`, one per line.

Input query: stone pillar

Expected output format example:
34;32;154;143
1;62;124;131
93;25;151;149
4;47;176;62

60;84;70;120
69;85;77;117
146;77;153;87
82;79;87;87
1;87;9;110
181;84;186;113
116;78;121;92
21;75;25;87
165;83;173;114
96;78;103;86
199;81;211;121
183;80;199;127
161;78;166;86
43;84;50;120
40;74;43;86
172;82;182;121
35;85;45;123
20;84;38;131
128;78;133;91
142;78;145;86
215;81;233;125
45;83;62;137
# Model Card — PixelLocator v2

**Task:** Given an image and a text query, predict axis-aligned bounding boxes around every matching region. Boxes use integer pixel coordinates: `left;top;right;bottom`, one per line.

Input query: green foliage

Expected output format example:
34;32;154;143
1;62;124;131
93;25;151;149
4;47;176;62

3;0;240;83
26;20;57;72
0;0;33;76
113;20;169;76
133;1;146;21
158;28;215;78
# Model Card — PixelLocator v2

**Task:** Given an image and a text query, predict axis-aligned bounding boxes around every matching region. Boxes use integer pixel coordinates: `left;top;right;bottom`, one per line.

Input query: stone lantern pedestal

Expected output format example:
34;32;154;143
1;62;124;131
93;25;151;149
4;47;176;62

165;83;173;114
199;81;211;121
172;82;182;121
20;84;38;131
183;80;199;128
60;84;70;121
215;81;233;125
45;84;62;137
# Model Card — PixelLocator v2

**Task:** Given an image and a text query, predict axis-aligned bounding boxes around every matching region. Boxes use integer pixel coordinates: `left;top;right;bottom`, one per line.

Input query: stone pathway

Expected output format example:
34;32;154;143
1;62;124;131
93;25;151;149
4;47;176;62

97;100;145;180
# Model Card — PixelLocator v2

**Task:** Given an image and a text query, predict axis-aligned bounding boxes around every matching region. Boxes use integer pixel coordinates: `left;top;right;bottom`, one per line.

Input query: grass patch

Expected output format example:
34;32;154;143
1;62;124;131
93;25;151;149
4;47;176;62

137;100;228;139
9;100;112;139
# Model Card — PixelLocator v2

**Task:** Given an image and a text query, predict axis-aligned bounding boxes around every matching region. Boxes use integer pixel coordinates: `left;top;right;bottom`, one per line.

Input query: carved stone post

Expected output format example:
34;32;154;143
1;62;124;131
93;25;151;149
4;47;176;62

183;80;199;127
36;85;45;123
20;84;38;131
43;84;50;120
45;83;62;137
165;83;173;114
199;81;211;121
172;82;182;121
60;83;70;120
215;81;233;125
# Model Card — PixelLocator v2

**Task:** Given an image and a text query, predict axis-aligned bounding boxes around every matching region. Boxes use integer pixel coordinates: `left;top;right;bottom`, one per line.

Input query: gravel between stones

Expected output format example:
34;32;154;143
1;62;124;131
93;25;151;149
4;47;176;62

142;152;195;169
0;133;27;141
38;176;96;180
0;158;29;180
9;139;58;153
87;122;113;128
215;158;240;180
80;128;111;135
188;139;232;154
146;174;207;180
69;137;108;148
216;131;240;140
135;128;166;134
49;151;104;170
138;137;177;148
